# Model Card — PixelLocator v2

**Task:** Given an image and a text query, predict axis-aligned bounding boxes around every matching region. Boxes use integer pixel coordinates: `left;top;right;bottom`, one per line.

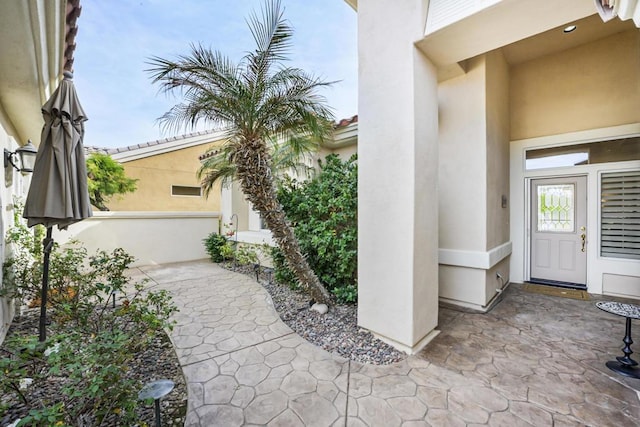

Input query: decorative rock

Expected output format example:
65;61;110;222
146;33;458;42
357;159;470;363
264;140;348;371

311;303;329;314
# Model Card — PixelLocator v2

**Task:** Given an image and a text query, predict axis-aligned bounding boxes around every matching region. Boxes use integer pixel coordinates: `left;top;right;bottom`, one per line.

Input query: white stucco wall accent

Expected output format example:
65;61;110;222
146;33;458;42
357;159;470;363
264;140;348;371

221;183;232;233
439;257;511;311
439;266;485;307
357;0;439;354
439;241;512;269
247;203;262;231
603;274;640;299
510;124;640;297
234;230;274;246
56;211;220;267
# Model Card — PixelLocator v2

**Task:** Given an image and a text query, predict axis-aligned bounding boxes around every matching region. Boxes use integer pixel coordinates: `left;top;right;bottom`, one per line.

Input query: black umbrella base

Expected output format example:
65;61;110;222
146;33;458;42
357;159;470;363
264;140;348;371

606;360;640;379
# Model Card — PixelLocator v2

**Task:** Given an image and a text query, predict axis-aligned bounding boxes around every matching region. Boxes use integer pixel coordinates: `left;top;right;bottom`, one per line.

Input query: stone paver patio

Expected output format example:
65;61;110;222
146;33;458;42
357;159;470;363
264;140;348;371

128;260;640;426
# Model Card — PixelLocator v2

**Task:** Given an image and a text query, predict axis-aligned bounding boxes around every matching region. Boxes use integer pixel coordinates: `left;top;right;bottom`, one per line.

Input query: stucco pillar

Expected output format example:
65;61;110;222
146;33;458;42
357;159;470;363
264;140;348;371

357;0;439;353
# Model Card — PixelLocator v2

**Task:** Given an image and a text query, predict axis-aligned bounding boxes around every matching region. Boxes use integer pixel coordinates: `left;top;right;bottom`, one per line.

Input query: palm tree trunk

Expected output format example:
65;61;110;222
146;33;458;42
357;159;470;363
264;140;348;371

234;140;332;305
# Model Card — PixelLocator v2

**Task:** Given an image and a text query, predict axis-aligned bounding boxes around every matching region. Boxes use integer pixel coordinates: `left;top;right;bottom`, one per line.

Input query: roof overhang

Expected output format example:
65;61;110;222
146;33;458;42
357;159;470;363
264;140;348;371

416;0;597;80
326;121;358;149
0;0;72;146
110;130;227;163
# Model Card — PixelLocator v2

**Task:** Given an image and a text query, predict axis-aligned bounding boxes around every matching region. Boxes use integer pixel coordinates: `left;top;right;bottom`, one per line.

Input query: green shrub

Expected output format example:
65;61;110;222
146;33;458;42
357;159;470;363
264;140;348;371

275;154;358;300
0;234;177;425
203;232;231;263
1;200;45;302
219;243;236;262
332;284;358;304
270;246;299;290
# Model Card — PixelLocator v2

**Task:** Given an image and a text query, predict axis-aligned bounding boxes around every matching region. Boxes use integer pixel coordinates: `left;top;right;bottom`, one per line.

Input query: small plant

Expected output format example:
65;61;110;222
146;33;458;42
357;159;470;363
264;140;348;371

235;244;259;266
203;232;231;263
332;284;358;304
1;199;45;302
219;243;236;262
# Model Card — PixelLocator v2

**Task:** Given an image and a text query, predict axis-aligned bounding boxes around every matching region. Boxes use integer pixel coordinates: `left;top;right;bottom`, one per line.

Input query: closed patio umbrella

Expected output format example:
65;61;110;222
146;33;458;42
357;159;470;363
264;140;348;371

23;70;92;341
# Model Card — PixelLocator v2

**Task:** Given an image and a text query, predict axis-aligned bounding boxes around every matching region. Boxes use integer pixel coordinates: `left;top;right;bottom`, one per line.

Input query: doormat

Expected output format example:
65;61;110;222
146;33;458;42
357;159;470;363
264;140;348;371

523;283;590;300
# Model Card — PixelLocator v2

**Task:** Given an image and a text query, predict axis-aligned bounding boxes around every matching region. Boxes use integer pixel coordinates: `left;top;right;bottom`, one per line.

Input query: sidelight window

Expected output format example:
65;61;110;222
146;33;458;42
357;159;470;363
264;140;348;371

601;171;640;260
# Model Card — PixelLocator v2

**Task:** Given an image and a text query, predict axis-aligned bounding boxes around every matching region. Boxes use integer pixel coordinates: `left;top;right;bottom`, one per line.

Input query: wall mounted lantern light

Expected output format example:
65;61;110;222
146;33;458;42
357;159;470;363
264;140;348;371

5;140;38;173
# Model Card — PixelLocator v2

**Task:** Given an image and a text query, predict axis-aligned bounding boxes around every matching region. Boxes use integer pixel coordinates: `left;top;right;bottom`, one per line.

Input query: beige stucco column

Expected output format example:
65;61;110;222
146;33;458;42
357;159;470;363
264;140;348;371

357;0;439;353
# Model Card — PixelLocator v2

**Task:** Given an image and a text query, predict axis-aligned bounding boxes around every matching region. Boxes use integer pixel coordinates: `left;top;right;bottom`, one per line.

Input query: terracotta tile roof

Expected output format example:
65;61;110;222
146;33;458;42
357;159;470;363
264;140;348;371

86;129;222;156
198;150;220;162
65;0;81;72
335;115;358;128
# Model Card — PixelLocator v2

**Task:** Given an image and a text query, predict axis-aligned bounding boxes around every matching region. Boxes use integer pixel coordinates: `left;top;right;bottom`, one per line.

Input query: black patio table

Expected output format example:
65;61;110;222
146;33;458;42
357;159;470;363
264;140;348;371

596;301;640;379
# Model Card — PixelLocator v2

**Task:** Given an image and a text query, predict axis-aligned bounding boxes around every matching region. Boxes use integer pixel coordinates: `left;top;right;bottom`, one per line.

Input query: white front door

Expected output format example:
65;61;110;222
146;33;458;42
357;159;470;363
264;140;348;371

530;176;587;287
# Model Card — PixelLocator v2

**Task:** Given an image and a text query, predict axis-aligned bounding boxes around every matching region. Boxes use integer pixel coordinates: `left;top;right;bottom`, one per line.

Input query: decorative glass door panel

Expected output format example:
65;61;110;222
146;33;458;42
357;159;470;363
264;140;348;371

537;184;575;233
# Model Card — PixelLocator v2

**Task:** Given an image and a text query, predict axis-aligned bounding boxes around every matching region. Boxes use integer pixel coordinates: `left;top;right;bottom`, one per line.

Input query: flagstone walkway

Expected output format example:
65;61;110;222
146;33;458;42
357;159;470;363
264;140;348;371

128;260;640;426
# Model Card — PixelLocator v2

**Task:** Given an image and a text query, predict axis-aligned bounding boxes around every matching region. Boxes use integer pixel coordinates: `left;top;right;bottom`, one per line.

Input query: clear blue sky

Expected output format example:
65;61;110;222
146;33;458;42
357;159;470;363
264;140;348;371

73;1;357;149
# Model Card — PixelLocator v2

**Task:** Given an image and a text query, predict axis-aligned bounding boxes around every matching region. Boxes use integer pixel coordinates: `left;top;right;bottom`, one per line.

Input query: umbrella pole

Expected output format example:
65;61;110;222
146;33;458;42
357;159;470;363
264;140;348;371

38;226;54;342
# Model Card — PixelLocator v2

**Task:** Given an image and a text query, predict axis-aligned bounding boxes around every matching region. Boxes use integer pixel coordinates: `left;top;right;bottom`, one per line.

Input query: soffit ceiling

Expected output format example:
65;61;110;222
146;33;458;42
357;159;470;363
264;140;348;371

0;1;71;146
502;14;637;65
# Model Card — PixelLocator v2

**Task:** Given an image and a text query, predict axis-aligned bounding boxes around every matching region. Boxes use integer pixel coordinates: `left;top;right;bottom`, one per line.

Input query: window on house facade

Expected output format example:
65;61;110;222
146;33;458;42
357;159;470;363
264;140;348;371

526;137;640;170
171;185;202;197
601;170;640;260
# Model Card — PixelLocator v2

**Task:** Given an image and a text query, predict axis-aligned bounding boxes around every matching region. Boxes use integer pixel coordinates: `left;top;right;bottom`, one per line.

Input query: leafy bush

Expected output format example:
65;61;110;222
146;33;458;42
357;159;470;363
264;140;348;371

332;284;358;304
270;246;299;290
203;232;231;263
1;200;45;303
0;232;177;425
275;154;358;301
235;244;260;266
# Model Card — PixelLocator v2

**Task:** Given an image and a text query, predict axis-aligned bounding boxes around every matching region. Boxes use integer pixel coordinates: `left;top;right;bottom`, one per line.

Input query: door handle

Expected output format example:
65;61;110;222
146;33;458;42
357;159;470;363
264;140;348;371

580;226;586;252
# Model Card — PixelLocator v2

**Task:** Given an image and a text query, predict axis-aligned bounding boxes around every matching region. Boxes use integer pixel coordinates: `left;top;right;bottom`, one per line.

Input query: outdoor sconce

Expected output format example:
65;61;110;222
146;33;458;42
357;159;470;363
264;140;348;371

4;140;38;173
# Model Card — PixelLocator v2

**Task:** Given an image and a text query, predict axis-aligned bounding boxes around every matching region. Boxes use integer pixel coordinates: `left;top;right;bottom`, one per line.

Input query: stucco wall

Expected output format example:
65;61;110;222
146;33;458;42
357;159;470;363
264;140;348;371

485;49;510;251
317;144;357;162
438;55;487;251
438;50;512;309
357;0;439;353
0;109;31;343
56;211;220;267
510;29;640;141
0;116;14;343
230;181;250;232
107;143;221;212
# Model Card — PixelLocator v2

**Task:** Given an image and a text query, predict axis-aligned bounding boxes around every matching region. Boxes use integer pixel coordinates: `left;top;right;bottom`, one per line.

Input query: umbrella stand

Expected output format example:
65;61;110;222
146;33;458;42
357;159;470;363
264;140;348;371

38;226;54;342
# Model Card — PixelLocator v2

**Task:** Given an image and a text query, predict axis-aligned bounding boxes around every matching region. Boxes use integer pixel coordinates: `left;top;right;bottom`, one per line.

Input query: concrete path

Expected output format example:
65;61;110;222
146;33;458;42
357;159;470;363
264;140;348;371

128;260;640;426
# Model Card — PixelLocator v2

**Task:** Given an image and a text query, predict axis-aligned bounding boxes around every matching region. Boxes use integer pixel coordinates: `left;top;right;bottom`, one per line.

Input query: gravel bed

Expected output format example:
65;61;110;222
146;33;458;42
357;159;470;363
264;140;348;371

227;263;406;365
0;308;186;427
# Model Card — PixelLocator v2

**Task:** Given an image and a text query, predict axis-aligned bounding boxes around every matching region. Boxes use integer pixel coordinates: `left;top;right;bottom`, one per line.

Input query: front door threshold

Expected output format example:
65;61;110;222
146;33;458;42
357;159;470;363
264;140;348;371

529;278;587;290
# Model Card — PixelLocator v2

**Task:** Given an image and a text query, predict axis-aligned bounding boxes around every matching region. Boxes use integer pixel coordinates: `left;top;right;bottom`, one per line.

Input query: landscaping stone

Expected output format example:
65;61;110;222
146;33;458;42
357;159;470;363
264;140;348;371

311;303;329;314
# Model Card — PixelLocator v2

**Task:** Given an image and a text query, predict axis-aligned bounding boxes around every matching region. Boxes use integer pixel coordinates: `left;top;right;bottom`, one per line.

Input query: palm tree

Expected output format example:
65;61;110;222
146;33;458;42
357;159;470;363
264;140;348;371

147;0;333;304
